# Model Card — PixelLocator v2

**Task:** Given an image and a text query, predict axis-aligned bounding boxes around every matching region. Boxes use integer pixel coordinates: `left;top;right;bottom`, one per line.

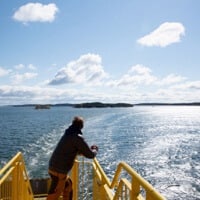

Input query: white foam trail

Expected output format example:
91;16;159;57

23;125;66;178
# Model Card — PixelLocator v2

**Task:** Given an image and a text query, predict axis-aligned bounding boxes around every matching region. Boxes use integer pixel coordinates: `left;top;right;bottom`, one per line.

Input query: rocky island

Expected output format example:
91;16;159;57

73;102;134;108
35;104;51;109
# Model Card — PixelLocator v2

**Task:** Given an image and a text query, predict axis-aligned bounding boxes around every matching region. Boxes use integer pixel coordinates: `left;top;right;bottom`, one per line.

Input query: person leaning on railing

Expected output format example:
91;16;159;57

46;116;98;200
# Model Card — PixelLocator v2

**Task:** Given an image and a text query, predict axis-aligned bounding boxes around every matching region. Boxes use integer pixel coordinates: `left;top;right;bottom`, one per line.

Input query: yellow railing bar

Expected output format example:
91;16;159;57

70;159;79;200
0;167;15;185
93;158;165;200
0;152;22;175
114;162;164;199
0;152;34;200
93;158;112;186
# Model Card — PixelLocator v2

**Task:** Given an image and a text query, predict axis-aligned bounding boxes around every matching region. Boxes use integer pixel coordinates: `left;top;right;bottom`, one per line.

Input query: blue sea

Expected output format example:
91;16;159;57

0;105;199;200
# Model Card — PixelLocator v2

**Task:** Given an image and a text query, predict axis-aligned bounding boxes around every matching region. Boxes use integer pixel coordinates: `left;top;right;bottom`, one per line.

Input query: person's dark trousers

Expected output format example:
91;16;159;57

46;170;73;200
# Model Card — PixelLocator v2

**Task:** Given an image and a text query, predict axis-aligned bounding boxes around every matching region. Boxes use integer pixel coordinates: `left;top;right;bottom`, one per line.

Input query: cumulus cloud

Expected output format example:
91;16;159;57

0;56;199;105
11;72;38;84
0;85;104;105
158;74;187;85
107;64;189;97
108;64;157;87
0;85;34;98
0;74;199;105
171;81;200;90
129;64;152;75
14;64;37;71
0;67;11;77
28;64;37;70
137;22;185;47
13;3;58;23
14;64;25;70
49;54;108;85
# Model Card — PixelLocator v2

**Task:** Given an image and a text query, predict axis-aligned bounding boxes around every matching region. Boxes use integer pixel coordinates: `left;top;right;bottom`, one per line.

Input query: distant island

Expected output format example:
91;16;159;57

12;102;200;108
35;104;51;109
73;102;133;108
13;102;134;108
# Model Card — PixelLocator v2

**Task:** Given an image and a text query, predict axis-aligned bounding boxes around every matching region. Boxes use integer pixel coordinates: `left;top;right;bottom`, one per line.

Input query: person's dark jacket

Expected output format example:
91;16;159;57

49;124;97;174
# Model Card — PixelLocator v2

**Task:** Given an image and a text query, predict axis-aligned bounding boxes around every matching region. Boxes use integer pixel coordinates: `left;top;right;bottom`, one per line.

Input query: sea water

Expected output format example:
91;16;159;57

0;106;199;200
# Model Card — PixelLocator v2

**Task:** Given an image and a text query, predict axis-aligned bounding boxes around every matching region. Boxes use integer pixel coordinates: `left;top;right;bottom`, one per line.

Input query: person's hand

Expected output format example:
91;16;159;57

91;145;98;152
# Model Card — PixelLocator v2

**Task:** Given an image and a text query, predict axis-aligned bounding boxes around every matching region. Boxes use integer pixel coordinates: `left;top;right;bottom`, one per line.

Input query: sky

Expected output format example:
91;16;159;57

0;0;200;105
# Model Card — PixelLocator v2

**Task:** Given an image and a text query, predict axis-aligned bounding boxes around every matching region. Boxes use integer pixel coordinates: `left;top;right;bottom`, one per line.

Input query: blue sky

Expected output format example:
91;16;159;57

0;0;200;105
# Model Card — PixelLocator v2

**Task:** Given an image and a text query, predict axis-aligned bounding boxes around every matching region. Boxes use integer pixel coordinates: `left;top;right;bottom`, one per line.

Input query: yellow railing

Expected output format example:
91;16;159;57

0;152;34;200
70;157;165;200
0;153;165;200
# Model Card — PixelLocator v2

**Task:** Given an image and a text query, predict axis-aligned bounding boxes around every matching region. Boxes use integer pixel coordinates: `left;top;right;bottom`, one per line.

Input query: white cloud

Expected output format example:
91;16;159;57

1;77;199;106
11;72;38;84
0;77;200;106
0;56;199;105
49;54;108;85
0;67;11;77
13;3;58;24
14;64;25;70
129;64;152;75
137;22;185;47
28;64;37;70
185;81;200;90
0;85;103;105
170;81;200;90
108;64;157;87
158;74;187;85
14;64;37;71
107;64;187;89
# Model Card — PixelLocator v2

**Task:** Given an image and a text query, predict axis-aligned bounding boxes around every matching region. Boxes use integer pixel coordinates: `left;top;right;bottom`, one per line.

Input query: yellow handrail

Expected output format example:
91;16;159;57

112;161;165;199
70;157;165;200
92;158;165;199
0;152;34;200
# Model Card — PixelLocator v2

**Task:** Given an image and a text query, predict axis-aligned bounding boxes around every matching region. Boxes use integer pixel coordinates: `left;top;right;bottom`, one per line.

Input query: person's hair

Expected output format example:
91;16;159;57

72;116;84;129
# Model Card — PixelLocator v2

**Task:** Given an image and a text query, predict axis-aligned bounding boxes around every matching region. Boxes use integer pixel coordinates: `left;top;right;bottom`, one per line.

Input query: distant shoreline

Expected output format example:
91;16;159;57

12;102;134;108
134;102;200;106
11;102;200;108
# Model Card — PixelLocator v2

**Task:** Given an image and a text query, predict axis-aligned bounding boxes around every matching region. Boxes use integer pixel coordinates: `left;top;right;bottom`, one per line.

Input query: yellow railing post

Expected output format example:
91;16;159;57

131;179;140;200
12;165;17;200
70;160;79;200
